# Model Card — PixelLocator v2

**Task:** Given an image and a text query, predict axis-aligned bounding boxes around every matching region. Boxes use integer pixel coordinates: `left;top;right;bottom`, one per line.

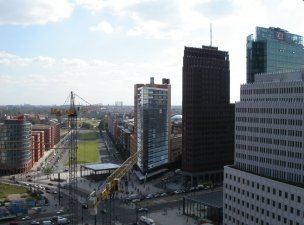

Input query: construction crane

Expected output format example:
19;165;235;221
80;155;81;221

50;91;92;225
51;91;78;225
88;151;138;215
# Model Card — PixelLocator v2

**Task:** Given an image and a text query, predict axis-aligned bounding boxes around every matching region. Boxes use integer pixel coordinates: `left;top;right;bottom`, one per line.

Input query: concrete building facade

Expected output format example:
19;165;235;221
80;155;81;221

223;70;304;225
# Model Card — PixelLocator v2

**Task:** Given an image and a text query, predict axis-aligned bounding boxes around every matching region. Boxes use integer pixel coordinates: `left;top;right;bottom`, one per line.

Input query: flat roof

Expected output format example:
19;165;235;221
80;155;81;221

184;191;223;209
81;163;120;171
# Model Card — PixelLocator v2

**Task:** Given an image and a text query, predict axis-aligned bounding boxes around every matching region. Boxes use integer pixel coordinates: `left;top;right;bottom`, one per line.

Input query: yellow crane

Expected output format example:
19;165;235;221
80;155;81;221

50;91;101;224
87;151;138;215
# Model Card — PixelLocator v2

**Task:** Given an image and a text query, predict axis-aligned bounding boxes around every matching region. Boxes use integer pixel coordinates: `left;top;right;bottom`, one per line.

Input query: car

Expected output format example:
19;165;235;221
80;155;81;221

57;217;70;225
21;216;31;220
173;190;181;194
146;193;154;199
48;183;53;186
100;209;108;214
190;187;196;192
56;209;64;214
51;216;62;222
160;192;168;197
138;207;148;212
42;220;54;225
31;221;40;225
132;198;140;203
27;179;33;182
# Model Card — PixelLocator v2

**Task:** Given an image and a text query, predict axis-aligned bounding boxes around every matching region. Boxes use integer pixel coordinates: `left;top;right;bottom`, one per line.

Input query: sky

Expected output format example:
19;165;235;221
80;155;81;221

0;0;304;106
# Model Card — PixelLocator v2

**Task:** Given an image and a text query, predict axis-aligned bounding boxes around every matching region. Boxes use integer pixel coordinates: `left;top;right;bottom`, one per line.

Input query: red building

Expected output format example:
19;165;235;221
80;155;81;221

32;132;41;162
32;125;52;150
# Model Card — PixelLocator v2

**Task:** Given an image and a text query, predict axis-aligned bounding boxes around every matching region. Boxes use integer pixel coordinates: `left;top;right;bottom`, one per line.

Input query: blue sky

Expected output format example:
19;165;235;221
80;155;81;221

0;0;304;105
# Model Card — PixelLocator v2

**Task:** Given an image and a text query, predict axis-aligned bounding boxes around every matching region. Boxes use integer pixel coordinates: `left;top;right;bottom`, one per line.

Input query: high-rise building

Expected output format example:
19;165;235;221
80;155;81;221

0;118;32;174
246;26;304;83
223;70;304;225
134;77;171;173
182;46;235;185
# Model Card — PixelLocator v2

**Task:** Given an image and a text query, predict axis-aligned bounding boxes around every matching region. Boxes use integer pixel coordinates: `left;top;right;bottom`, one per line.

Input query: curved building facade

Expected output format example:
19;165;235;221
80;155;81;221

0;119;32;174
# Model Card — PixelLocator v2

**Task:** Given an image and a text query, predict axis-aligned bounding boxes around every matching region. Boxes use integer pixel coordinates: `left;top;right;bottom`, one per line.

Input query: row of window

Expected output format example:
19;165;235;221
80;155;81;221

237;107;303;115
225;173;302;201
236;116;303;126
236;144;302;158
236;135;303;148
237;127;303;136
241;97;304;102
241;86;304;95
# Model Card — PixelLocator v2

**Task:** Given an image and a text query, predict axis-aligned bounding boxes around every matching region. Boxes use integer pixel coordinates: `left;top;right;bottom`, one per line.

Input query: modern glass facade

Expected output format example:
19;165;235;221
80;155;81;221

0;119;32;174
136;79;171;173
247;27;304;83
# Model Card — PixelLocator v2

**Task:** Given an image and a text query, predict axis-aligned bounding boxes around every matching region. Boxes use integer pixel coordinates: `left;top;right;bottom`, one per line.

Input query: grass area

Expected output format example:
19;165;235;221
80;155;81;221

0;183;28;199
77;140;100;164
79;131;98;140
79;117;100;126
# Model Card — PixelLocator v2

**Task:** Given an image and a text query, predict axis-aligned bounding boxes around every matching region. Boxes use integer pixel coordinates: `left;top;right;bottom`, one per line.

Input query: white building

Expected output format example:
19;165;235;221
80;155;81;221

223;70;304;225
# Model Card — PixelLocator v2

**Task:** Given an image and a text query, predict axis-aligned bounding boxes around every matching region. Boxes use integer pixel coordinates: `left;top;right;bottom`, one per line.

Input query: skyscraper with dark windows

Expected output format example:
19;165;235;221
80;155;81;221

182;45;234;185
246;26;304;83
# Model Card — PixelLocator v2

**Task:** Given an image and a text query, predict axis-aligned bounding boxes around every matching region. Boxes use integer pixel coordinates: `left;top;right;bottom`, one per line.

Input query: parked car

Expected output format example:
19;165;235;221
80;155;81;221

57;217;70;225
21;216;31;220
56;209;64;215
42;220;54;225
100;209;108;214
132;198;140;203
138;207;148;212
160;192;168;197
30;221;40;225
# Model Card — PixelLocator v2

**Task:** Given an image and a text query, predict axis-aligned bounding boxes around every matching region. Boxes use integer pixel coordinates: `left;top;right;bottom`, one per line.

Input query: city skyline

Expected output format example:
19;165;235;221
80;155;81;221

1;0;304;105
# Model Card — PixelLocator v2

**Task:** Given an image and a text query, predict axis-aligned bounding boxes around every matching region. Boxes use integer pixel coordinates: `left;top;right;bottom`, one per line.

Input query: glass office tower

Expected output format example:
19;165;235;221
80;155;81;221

0;119;32;174
135;78;171;173
247;26;304;83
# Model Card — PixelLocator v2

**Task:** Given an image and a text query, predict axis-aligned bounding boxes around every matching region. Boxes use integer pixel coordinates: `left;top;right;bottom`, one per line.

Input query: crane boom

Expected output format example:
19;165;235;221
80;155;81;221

88;151;138;215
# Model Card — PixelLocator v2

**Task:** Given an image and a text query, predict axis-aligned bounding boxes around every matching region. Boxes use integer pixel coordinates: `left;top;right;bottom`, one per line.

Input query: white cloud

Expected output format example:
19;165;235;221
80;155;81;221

0;0;74;25
127;17;183;40
89;21;114;33
0;51;56;67
76;0;144;15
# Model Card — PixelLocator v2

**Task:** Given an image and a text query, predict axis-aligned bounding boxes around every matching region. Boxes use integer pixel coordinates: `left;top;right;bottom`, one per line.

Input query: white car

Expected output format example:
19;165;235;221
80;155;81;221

21;216;31;220
56;209;64;214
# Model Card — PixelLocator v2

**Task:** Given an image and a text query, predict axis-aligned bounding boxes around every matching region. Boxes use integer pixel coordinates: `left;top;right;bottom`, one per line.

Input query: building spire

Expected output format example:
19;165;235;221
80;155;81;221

210;23;212;47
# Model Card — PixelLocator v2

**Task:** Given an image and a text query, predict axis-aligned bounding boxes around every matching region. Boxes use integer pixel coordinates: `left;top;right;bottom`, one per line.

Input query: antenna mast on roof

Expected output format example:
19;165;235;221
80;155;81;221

210;23;212;46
